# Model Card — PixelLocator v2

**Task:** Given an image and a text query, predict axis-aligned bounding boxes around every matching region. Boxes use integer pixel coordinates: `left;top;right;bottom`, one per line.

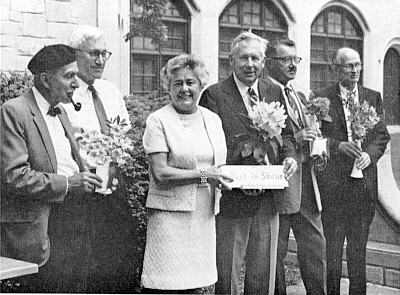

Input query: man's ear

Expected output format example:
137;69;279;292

39;72;51;89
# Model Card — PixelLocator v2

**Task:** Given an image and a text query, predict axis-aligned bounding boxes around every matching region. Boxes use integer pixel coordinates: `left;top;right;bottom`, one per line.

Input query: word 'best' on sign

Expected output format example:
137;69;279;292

221;165;288;190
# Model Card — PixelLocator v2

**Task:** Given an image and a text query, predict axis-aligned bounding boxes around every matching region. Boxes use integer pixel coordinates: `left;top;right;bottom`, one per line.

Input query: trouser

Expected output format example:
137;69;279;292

321;178;375;295
215;196;279;295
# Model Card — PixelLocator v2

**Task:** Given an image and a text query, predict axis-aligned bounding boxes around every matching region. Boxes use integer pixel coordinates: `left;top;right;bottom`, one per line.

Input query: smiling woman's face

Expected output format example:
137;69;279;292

169;67;201;114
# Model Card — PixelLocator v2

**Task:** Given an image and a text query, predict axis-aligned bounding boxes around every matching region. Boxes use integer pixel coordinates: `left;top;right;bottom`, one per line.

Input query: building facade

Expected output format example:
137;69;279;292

1;0;400;286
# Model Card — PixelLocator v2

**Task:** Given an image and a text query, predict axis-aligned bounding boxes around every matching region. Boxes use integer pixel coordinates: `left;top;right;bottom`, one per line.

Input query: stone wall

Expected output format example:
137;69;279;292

1;0;97;72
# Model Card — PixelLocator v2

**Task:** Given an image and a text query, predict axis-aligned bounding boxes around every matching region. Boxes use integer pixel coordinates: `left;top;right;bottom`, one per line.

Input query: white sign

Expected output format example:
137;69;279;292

221;165;288;189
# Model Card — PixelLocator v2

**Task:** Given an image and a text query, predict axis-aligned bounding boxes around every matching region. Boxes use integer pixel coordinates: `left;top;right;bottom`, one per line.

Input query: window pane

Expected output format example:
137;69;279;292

310;64;325;91
221;3;239;24
131;57;156;94
345;18;357;36
311;37;325;61
132;36;144;49
264;6;283;29
219;28;240;54
219;59;231;81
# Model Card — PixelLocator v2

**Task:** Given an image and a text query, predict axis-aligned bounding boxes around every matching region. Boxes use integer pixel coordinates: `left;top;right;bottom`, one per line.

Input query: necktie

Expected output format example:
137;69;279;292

284;87;304;129
47;106;61;116
88;85;110;135
343;89;356;107
248;87;258;107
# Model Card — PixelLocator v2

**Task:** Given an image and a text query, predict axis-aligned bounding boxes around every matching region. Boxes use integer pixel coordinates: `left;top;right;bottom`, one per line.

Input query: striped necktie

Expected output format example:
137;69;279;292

284;87;304;129
248;87;258;107
88;85;110;135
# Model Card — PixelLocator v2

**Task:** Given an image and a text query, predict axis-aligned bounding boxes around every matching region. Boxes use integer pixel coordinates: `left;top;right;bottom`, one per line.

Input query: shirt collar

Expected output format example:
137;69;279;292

339;83;358;99
32;86;53;118
233;72;259;98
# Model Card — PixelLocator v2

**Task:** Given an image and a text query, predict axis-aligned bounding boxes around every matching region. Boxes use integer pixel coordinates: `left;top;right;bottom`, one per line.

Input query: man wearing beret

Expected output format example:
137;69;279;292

1;44;102;293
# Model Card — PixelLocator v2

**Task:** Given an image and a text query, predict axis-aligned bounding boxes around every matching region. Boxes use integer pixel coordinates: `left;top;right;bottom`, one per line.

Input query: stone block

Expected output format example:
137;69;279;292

15;36;51;56
22;13;47;37
16;55;31;71
366;265;384;285
1;0;10;21
1;34;16;47
367;249;400;269
46;1;77;24
71;0;96;19
9;10;22;22
11;0;45;13
1;47;17;71
385;269;400;289
77;18;96;26
47;22;75;39
1;20;22;35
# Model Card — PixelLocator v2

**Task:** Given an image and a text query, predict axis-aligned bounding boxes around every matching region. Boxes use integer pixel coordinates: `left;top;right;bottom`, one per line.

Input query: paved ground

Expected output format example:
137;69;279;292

287;278;400;295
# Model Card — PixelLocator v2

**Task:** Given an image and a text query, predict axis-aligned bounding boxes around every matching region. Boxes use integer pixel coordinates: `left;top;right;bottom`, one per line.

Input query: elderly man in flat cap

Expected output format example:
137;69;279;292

0;44;102;293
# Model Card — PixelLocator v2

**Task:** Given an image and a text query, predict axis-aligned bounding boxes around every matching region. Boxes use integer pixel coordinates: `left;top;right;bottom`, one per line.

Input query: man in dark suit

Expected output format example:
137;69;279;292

1;44;102;293
314;47;390;295
265;38;326;295
200;31;297;295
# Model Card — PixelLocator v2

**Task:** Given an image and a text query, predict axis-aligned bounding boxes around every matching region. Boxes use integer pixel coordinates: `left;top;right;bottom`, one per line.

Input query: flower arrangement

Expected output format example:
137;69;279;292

348;100;380;141
235;99;287;164
303;96;332;134
77;116;133;168
347;99;380;178
77;116;133;193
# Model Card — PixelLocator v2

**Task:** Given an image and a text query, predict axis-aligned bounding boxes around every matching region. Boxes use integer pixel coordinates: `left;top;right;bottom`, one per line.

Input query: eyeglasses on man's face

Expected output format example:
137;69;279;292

337;62;363;70
78;49;112;61
269;56;302;65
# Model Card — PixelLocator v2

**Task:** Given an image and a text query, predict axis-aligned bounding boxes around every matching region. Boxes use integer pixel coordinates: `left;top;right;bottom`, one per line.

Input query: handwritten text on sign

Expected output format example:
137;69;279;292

221;165;288;189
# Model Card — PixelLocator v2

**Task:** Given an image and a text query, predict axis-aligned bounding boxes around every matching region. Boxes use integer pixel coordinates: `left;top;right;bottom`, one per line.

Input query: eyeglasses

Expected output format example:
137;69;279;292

268;56;302;65
336;62;363;70
78;49;112;61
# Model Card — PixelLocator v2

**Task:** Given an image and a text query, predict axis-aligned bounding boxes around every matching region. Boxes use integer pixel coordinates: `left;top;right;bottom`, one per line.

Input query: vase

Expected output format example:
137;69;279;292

95;160;112;194
350;139;363;178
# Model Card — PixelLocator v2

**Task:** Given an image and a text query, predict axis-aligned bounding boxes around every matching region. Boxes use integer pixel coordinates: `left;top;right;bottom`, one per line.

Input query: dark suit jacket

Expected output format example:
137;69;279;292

200;75;296;218
1;89;84;266
314;83;390;203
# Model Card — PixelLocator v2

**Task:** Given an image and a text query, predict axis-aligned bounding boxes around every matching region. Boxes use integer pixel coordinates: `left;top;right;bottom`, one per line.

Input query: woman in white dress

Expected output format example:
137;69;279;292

141;54;233;294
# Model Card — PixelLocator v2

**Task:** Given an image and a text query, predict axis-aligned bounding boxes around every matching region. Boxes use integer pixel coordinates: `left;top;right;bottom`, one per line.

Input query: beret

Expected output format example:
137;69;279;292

28;44;76;75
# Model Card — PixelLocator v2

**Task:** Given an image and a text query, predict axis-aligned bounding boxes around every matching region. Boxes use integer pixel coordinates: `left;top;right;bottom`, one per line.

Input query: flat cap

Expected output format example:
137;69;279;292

28;44;76;75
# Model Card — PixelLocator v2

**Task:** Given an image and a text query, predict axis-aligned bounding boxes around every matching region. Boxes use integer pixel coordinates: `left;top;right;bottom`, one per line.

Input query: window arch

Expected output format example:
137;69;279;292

310;6;364;90
130;0;190;95
219;0;288;81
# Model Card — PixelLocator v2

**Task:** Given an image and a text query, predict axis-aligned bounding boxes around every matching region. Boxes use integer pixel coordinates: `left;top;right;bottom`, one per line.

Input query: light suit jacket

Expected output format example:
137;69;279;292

144;103;227;212
1;89;84;266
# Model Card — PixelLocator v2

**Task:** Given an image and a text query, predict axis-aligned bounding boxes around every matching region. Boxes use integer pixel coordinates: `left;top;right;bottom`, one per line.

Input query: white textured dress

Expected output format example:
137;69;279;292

141;110;217;290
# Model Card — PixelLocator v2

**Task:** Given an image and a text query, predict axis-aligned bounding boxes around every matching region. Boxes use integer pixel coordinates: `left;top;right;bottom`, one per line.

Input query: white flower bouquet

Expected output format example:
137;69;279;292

77;116;133;193
235;99;287;164
347;100;380;178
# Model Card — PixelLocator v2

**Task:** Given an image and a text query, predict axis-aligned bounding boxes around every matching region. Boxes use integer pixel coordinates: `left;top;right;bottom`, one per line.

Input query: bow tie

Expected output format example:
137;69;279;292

47;106;61;117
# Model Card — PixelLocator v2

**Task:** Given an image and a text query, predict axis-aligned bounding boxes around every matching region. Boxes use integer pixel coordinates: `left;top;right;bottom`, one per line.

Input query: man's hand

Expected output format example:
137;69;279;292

338;141;362;159
67;172;103;196
283;157;297;180
356;152;371;170
294;127;317;144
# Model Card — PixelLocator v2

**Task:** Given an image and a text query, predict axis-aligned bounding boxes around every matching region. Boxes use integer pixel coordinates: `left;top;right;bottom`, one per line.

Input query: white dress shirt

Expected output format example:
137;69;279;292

233;73;259;113
339;83;359;141
33;87;79;178
64;76;131;135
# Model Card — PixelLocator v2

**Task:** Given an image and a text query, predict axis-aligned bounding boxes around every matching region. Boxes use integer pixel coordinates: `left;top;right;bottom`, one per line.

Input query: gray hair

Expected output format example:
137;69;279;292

160;54;209;91
333;47;360;65
229;30;269;58
67;25;104;49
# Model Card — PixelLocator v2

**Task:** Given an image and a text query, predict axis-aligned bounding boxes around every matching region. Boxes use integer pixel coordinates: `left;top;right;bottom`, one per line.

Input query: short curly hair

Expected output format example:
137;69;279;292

160;54;209;91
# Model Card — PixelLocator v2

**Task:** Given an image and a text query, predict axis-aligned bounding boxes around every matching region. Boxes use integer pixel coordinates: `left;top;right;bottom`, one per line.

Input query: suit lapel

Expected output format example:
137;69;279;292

358;84;365;104
222;76;252;129
57;106;85;172
332;83;347;130
26;90;58;173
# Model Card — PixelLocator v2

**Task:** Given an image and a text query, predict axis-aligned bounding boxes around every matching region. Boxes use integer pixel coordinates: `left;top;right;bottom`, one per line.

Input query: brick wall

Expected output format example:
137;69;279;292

1;0;97;72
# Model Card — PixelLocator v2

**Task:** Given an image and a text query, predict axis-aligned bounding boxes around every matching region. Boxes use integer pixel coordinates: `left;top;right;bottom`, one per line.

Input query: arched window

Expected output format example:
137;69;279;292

130;0;190;95
310;7;363;90
219;0;288;81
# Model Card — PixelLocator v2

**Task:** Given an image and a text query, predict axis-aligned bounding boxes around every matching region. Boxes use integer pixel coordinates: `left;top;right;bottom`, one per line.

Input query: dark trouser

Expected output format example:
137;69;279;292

215;196;279;295
321;178;375;295
275;211;326;295
41;190;138;293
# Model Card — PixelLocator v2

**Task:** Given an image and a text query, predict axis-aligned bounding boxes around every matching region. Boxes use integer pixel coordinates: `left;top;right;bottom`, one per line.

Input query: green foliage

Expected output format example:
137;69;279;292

122;92;170;291
1;71;33;106
125;0;169;47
